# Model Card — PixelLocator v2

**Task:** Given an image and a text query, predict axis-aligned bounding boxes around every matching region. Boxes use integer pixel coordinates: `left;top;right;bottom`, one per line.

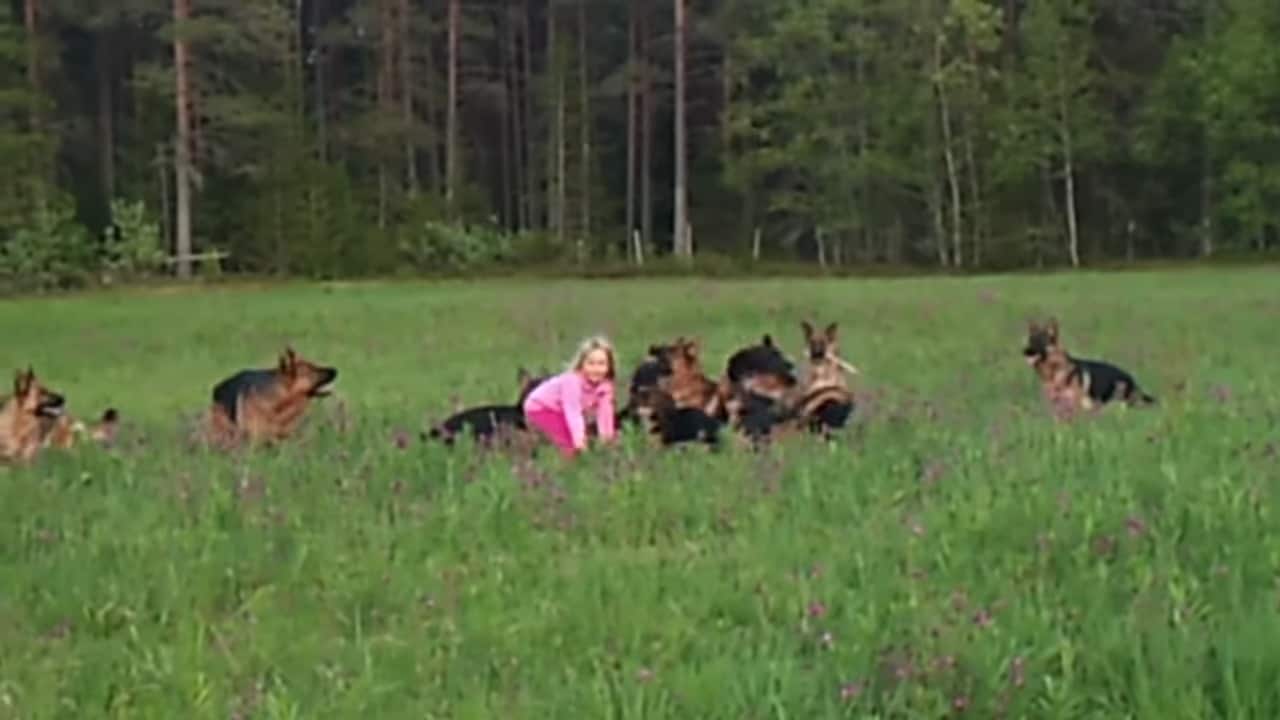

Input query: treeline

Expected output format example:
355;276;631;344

2;0;1279;288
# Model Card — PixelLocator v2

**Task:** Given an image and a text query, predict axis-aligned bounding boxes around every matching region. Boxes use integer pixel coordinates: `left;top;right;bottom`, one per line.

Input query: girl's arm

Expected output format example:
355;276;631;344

561;378;588;450
596;383;616;442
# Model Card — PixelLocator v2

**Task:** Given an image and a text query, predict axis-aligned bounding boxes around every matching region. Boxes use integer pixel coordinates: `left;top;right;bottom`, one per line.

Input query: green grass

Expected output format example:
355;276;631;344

2;267;1279;718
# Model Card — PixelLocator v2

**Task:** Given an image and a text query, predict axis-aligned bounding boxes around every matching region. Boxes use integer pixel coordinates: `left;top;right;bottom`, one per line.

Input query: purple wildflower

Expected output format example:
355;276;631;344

840;681;864;702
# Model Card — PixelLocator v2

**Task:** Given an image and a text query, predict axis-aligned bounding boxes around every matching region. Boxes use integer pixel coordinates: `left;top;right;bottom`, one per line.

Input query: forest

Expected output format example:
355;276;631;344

2;0;1279;287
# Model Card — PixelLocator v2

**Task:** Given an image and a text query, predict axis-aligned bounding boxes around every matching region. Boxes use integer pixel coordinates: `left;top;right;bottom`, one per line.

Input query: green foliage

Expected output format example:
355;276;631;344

9;0;1280;277
398;219;516;272
101;198;167;280
3;271;1280;715
0;198;98;292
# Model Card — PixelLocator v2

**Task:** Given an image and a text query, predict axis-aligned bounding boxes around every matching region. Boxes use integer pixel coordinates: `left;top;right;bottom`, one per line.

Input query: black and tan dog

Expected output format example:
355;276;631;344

621;341;720;448
1023;318;1156;413
617;343;676;428
205;347;338;448
654;337;720;416
425;368;545;447
792;320;857;437
629;382;721;448
1;368;67;463
714;334;800;444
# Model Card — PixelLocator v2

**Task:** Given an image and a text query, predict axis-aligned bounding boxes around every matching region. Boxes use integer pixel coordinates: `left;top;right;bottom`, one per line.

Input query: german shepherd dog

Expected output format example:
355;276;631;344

1023;318;1156;413
617;343;675;428
630;382;721;448
793;321;857;437
620;342;719;447
205;347;338;448
0;368;66;462
715;334;800;443
425;368;545;447
654;337;720;416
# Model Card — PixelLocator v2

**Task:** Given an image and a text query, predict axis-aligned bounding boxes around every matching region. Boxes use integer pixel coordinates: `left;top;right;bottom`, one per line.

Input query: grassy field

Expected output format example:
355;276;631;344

3;268;1279;718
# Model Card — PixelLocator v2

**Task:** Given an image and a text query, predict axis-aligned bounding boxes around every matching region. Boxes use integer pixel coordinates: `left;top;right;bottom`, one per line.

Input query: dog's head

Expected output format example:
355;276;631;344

516;367;547;406
655;336;704;377
11;367;65;419
1022;319;1062;367
277;347;338;398
632;345;675;392
801;321;839;362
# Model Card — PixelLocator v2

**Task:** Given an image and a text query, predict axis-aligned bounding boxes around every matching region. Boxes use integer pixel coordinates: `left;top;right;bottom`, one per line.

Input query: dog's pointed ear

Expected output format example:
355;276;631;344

14;368;32;395
278;348;297;374
1046;318;1060;341
824;322;838;341
517;366;532;385
684;337;700;359
1027;319;1041;334
801;321;814;340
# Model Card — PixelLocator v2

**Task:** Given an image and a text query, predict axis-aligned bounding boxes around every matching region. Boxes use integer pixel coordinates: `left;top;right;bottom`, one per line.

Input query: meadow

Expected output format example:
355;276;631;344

3;267;1279;718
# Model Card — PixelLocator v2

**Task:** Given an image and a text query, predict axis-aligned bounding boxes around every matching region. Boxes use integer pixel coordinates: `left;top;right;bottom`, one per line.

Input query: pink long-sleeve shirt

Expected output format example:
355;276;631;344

522;369;616;450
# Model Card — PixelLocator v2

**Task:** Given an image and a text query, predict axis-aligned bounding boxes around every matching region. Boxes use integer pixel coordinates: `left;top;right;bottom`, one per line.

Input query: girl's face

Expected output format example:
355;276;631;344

580;348;611;384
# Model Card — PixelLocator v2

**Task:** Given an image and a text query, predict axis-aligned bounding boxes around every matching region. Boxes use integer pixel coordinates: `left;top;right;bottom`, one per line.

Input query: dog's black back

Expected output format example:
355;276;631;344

426;369;548;446
211;369;278;423
430;405;527;446
726;335;796;386
1072;357;1156;406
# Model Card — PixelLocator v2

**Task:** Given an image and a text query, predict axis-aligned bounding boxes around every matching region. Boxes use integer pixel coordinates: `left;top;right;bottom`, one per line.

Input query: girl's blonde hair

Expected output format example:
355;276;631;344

568;334;617;379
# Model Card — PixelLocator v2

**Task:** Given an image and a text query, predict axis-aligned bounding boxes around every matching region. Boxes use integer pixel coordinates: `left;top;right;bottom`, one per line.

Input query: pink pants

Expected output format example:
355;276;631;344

525;408;578;458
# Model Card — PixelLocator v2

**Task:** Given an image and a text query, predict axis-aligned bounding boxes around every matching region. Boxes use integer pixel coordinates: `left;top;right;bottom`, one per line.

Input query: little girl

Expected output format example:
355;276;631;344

523;335;617;458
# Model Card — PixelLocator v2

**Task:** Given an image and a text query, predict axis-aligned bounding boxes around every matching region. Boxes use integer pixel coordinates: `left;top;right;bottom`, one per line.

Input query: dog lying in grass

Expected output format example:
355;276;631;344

1023;318;1156;414
714;334;800;446
0;368;117;463
793;320;858;438
622;341;721;448
205;347;338;449
425;368;546;447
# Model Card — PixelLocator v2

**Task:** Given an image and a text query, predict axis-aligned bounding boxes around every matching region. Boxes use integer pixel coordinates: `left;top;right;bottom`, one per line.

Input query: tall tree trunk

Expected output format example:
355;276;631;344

546;3;558;236
521;0;538;228
500;40;513;228
173;0;193;278
639;1;653;254
556;36;567;250
446;0;460;213
855;35;872;260
577;0;591;262
964;40;985;267
399;0;418;196
924;93;948;268
963;117;983;267
96;32;116;206
24;0;46;211
673;0;688;259
422;7;440;192
1060;96;1080;268
24;0;39;132
624;0;637;259
508;3;526;229
1199;128;1214;258
312;0;328;162
934;34;963;267
377;0;395;228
